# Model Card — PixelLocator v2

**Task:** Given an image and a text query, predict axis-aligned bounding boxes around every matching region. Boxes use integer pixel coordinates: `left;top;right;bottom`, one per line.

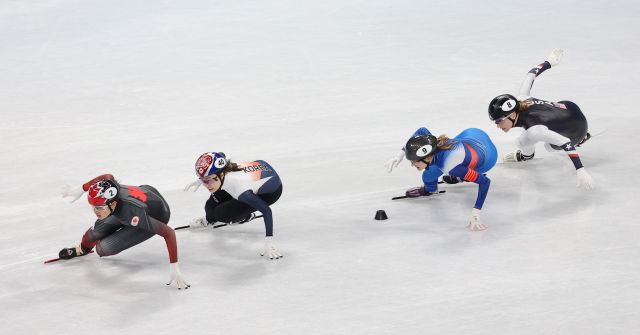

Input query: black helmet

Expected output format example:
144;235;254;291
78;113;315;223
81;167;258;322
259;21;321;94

404;135;438;161
488;94;518;121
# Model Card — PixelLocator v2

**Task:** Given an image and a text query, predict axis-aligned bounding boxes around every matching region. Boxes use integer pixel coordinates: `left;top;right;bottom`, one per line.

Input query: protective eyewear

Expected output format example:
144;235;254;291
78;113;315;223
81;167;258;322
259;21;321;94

410;158;431;168
93;205;109;211
199;175;220;185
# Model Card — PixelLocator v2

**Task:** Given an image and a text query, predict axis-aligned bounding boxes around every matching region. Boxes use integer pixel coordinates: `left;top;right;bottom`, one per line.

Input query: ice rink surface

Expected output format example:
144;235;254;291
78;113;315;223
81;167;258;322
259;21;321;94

1;0;639;334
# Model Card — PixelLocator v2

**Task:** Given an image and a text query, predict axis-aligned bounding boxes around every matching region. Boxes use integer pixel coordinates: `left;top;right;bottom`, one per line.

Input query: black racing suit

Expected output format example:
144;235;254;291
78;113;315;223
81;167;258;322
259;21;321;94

79;178;177;263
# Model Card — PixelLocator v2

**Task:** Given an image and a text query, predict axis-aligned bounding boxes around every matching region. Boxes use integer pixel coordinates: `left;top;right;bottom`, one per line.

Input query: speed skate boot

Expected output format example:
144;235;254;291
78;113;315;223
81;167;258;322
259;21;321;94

576;132;592;147
231;212;257;225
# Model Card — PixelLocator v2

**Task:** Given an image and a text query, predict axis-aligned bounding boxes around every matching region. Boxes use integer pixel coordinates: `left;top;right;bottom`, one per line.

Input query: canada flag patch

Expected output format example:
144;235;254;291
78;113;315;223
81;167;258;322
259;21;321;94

131;216;139;226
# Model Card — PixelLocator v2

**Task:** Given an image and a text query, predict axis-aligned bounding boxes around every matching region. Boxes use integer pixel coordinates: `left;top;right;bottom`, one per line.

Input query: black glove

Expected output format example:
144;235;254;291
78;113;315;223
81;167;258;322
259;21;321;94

516;151;535;161
58;246;86;260
442;174;486;184
442;175;463;184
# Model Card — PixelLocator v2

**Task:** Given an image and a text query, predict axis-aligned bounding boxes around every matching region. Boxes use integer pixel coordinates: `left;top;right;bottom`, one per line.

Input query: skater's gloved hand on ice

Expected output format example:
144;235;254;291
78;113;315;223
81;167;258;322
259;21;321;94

576;167;594;189
189;216;209;228
502;150;535;163
260;236;282;260
467;208;488;231
62;184;85;202
167;262;190;290
58;245;88;259
385;151;405;173
405;186;428;198
502;151;520;163
184;179;201;192
546;49;564;67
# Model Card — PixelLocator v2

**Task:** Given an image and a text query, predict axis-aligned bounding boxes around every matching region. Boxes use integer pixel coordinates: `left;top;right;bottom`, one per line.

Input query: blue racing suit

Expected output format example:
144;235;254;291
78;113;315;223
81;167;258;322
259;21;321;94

415;128;497;209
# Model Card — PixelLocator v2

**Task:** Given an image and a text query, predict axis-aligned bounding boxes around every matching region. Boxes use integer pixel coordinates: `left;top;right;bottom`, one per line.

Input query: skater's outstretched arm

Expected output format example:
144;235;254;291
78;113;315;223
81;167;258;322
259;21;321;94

518;49;564;98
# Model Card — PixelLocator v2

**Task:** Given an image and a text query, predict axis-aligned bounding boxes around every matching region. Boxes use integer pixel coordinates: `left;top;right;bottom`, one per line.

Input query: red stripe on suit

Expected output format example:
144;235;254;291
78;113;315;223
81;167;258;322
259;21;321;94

464;144;479;182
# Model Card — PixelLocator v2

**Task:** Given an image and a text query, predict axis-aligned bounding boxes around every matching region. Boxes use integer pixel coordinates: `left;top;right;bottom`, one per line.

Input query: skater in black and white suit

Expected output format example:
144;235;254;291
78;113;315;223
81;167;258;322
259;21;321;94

488;49;594;189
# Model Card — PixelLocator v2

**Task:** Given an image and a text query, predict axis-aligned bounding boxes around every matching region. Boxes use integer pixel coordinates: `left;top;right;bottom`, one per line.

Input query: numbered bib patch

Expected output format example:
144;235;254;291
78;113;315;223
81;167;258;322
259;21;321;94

103;187;118;199
501;99;517;112
416;144;433;157
214;157;227;169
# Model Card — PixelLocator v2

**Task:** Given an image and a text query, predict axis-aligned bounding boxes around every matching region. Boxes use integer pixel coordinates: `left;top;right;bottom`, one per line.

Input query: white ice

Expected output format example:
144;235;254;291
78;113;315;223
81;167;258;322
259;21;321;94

1;0;639;334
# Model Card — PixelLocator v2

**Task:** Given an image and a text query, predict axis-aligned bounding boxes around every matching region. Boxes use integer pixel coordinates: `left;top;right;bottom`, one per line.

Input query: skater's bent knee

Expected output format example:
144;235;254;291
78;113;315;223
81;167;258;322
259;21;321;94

96;244;119;257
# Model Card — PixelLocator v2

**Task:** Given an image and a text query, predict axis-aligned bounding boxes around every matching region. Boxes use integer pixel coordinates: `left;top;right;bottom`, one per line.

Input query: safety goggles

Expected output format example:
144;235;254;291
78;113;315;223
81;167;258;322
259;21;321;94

93;205;109;211
494;116;510;125
410;159;431;168
199;175;220;185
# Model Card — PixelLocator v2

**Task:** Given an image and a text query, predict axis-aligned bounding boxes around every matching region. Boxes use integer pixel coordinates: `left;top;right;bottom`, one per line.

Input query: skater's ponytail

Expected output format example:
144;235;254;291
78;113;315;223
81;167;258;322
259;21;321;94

436;135;455;151
518;99;534;113
221;161;243;174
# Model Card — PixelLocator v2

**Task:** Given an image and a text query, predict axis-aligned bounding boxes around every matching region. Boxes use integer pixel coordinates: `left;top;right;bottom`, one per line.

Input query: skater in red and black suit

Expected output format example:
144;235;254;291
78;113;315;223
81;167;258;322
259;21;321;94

60;174;190;289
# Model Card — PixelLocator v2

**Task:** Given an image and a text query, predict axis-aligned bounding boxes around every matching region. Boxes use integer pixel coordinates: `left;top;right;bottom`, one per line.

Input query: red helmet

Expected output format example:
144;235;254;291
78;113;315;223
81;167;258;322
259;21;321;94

87;180;120;206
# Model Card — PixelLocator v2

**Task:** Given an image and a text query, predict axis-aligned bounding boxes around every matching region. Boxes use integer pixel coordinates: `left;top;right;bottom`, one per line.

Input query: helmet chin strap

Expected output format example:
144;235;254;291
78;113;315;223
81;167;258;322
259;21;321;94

107;201;116;215
420;157;432;169
424;148;439;167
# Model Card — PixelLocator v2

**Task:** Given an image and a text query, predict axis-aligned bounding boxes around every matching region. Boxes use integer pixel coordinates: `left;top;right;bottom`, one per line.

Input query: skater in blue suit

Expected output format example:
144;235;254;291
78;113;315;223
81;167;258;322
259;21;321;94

385;127;498;230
